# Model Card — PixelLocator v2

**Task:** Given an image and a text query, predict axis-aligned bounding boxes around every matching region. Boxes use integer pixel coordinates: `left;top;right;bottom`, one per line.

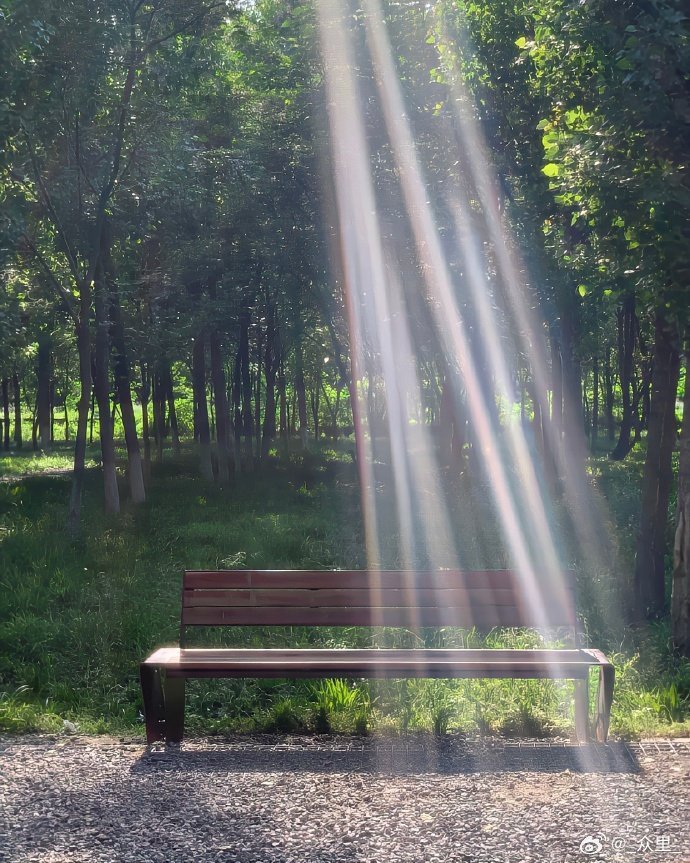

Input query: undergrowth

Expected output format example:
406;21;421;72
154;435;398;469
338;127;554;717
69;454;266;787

0;442;688;739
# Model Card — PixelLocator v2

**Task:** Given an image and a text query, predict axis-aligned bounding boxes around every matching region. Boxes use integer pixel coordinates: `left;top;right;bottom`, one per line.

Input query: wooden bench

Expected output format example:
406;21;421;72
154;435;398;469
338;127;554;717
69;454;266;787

140;569;614;744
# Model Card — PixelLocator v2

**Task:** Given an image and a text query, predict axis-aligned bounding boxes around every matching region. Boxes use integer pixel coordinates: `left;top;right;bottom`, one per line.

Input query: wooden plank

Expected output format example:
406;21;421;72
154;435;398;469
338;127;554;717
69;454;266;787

183;569;575;592
181;588;575;625
182;604;555;628
168;666;590;680
145;647;596;680
184;587;530;607
168;647;593;663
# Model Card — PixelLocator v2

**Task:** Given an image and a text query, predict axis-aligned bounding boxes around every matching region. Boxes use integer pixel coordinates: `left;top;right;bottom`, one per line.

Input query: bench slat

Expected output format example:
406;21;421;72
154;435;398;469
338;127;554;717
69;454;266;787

143;647;596;679
182;587;565;609
182;605;559;628
183;569;573;592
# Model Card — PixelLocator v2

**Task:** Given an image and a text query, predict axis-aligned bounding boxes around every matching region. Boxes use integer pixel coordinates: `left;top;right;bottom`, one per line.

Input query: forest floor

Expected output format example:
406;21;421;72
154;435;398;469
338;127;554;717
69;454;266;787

1;734;689;863
0;441;689;740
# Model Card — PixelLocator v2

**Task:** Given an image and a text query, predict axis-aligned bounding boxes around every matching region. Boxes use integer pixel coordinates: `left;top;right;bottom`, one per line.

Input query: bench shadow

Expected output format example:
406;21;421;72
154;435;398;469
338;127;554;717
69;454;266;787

131;737;640;775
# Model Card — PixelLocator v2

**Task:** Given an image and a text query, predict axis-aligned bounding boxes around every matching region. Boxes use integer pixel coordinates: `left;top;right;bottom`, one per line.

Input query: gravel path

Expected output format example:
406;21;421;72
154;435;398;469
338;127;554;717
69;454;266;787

1;735;689;863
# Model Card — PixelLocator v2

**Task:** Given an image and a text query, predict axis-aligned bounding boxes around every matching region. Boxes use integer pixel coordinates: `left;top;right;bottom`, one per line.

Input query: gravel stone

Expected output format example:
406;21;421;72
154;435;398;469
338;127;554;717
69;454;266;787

0;735;688;863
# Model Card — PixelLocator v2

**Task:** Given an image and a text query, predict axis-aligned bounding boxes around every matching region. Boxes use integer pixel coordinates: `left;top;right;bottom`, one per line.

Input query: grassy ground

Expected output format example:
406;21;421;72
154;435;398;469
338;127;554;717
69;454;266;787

0;442;688;739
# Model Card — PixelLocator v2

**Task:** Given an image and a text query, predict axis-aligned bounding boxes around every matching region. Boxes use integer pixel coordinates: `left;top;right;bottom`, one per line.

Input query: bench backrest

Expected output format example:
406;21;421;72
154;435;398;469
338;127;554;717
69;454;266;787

180;570;577;644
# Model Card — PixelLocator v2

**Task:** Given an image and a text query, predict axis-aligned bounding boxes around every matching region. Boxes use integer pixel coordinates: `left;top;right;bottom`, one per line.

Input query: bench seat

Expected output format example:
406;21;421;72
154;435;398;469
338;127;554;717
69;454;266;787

144;646;608;679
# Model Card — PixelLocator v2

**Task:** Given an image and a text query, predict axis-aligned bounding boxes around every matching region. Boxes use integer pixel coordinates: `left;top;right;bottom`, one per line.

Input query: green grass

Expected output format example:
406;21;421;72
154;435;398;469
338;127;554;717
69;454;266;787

0;442;688;739
0;444;99;478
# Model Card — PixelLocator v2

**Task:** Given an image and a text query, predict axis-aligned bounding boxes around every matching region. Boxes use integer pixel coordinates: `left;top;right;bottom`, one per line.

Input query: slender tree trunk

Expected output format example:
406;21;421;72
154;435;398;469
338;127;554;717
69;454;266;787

261;312;278;460
139;362;151;481
209;388;216;438
88;390;95;444
278;357;288;455
295;344;308;450
550;333;563;441
210;329;232;483
255;324;263;459
37;332;51;450
611;295;636;459
152;370;165;462
672;343;690;656
164;364;180;457
604;346;615;441
108;247;145;503
438;374;453;466
634;311;681;618
12;373;22;449
50;380;56;444
238;313;253;466
193;333;214;481
232;352;243;471
94;260;120;515
311;382;320;441
68;291;93;535
32;406;38;451
561;311;586;465
2;379;10;451
591;355;599;452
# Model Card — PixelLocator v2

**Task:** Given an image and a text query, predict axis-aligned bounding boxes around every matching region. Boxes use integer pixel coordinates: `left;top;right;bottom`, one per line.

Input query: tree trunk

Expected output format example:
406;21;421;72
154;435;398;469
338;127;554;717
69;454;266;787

672;343;690;656
550;333;563;440
591;355;599;452
152;370;165;462
611;295;636;460
193;333;214;481
604;346;615;441
261;312;278;460
278;357;288;455
68;292;93;535
164;364;180;457
2;379;10;451
37;331;52;450
438;374;453;466
255;323;263;459
108;246;145;504
238;313;253;466
295;344;308;450
633;311;681;618
139;362;151;481
12;373;22;449
561;310;586;466
94;260;120;515
88;390;95;444
311;386;320;441
210;329;232;484
50;379;55;444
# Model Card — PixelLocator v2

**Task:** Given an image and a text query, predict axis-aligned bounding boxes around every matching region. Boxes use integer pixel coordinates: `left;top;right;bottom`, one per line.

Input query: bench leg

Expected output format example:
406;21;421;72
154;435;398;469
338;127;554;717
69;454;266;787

574;678;590;743
594;663;615;743
140;664;165;744
162;675;186;743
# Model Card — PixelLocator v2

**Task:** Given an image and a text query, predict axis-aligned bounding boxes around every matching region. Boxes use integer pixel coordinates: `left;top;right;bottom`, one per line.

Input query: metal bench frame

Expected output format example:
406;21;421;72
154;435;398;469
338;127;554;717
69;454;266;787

140;569;614;744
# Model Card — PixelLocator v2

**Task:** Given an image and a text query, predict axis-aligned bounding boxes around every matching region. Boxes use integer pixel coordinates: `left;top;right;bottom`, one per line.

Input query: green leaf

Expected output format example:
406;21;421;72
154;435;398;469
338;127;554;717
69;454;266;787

515;36;528;49
542;163;560;177
577;284;587;297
